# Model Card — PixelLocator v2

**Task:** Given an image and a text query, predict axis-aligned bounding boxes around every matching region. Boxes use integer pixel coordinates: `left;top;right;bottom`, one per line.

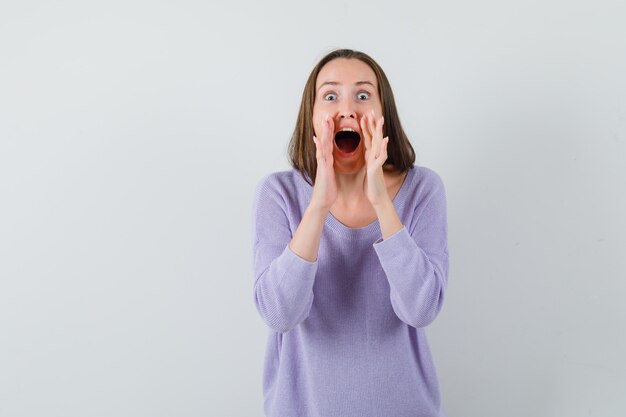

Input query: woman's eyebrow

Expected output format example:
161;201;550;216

317;80;376;92
317;81;339;91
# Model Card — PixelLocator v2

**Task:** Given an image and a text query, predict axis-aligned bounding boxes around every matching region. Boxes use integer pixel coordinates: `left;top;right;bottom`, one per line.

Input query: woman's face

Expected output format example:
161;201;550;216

312;58;383;173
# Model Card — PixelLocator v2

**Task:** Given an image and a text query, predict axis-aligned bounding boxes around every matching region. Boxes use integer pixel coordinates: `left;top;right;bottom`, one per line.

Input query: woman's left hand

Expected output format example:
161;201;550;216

360;110;390;207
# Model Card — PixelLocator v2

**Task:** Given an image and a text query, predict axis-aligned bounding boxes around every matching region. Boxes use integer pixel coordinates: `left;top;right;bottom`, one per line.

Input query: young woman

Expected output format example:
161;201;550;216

251;48;450;417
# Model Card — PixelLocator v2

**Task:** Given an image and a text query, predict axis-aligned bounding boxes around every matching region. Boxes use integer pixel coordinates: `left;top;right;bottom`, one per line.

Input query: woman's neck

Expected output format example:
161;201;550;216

333;167;368;208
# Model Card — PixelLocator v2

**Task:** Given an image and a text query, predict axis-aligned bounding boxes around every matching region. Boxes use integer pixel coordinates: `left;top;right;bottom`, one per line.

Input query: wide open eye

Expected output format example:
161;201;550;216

357;92;370;100
324;92;337;101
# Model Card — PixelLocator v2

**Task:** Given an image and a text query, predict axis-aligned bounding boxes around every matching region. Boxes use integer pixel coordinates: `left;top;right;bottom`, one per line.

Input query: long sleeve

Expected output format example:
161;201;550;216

372;172;449;328
251;176;318;333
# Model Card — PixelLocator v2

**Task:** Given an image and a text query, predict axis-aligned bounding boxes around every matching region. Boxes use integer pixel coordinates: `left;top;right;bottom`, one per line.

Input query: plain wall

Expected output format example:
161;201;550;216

1;0;625;416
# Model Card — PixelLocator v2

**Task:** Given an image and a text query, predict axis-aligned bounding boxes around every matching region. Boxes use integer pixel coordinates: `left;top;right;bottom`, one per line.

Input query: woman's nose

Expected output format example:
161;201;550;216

339;107;357;119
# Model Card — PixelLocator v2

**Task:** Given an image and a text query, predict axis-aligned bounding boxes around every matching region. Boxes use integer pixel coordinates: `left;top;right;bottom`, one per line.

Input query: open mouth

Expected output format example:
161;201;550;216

334;129;361;153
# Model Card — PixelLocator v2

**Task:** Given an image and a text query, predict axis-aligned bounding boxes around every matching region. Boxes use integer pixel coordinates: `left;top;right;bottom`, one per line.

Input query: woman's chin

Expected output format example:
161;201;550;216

333;145;364;172
333;139;362;159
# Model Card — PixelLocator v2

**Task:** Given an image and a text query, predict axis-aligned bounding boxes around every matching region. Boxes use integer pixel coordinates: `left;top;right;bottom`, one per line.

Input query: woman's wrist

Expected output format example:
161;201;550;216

372;196;393;211
374;199;403;240
306;203;330;219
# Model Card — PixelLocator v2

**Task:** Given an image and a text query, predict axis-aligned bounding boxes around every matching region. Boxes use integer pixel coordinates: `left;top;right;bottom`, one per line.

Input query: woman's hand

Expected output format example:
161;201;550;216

311;113;338;211
360;110;390;207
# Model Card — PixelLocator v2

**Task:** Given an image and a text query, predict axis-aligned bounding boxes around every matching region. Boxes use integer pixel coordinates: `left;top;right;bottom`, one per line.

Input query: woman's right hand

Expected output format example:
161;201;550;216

311;114;338;211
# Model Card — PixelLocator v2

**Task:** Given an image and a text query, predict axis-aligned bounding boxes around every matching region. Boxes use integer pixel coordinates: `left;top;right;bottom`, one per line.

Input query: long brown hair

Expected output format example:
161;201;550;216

288;49;416;185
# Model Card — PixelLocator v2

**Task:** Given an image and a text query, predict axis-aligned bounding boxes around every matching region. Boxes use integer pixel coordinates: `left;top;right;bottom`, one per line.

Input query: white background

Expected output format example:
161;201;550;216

1;1;625;416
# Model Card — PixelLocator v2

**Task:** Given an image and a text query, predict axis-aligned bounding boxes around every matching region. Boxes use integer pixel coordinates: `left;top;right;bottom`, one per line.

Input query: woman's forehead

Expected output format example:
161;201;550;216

316;58;377;88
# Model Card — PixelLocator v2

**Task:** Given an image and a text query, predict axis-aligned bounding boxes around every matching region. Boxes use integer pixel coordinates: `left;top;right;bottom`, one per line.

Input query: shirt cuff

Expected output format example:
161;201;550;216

372;226;412;259
284;243;318;266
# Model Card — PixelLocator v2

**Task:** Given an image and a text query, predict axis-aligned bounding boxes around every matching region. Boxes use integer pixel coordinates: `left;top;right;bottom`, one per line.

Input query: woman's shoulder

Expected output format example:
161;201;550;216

403;165;447;209
253;168;310;203
255;168;306;188
413;165;446;190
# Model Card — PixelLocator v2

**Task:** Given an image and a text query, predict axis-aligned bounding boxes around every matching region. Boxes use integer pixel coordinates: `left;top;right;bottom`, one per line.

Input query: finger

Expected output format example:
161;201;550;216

315;122;324;150
313;136;321;159
375;116;384;156
369;112;380;156
326;116;335;158
378;136;389;159
360;114;372;150
373;134;378;159
325;114;334;144
368;111;380;156
368;110;377;142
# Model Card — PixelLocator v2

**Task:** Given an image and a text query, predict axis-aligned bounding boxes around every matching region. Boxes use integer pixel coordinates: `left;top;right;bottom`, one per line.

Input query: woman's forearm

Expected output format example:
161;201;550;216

288;203;329;262
373;198;404;240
